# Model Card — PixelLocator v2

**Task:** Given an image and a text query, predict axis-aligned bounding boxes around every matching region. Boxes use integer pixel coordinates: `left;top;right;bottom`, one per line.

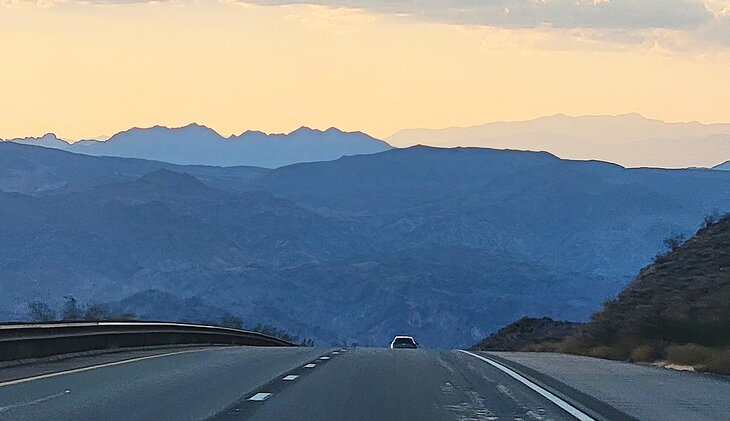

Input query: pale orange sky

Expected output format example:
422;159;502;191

1;0;730;140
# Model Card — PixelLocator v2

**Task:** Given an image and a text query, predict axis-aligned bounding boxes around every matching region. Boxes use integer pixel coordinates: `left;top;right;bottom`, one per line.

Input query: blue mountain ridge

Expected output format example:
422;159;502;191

5;124;391;168
1;142;730;347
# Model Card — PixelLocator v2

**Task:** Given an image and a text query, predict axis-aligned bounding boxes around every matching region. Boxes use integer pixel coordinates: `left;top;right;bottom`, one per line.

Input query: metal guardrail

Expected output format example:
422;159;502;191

0;321;297;362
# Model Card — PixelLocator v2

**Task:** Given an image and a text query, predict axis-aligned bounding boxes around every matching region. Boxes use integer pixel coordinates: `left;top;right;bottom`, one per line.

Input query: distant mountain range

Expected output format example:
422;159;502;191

9;115;730;169
2;142;730;347
388;114;730;169
5;124;391;168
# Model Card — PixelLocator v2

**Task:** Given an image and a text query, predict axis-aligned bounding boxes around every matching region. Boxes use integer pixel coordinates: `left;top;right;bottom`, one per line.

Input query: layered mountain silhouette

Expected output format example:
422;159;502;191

715;161;730;170
388;114;730;169
0;142;267;194
6;124;391;168
2;142;730;347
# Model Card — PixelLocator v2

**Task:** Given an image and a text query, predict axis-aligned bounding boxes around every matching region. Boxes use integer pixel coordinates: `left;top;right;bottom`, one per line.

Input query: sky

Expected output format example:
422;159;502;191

1;0;730;140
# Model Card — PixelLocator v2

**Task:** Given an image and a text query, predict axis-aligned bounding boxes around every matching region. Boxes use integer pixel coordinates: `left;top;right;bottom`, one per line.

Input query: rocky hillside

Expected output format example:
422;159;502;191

470;317;585;351
586;214;730;349
545;214;730;373
473;215;730;372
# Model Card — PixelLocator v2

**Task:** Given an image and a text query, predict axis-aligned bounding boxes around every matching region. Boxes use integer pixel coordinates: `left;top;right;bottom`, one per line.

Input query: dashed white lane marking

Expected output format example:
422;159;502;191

319;356;331;360
458;351;595;421
304;364;316;368
247;393;272;402
0;348;220;388
283;375;299;381
332;351;340;355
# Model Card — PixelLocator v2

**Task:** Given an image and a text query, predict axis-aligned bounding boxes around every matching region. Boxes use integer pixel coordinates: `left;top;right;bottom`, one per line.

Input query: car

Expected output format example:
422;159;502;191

390;336;418;349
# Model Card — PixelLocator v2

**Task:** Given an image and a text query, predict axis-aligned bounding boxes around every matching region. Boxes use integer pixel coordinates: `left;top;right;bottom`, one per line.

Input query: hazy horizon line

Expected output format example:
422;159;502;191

7;112;730;144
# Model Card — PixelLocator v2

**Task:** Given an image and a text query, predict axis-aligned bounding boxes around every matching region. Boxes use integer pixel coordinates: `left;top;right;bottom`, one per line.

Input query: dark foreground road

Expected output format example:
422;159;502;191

0;346;726;420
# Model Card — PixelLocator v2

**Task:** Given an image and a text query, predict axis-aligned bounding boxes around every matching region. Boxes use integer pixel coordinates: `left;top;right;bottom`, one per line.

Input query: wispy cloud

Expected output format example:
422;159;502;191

2;0;719;31
5;0;729;50
4;0;715;31
235;0;730;51
236;0;713;30
1;0;171;7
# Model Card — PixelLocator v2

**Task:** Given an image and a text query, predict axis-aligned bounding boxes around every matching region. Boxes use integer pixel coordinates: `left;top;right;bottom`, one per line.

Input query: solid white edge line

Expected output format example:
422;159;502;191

0;347;221;388
458;350;595;421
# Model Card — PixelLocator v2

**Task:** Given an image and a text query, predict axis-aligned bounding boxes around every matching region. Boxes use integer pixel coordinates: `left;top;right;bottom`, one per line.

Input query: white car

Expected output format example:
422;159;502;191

390;336;418;349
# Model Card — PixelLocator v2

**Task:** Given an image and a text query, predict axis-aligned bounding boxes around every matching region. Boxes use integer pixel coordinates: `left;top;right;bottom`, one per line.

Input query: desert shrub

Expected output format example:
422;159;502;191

704;349;730;374
83;304;112;321
556;335;593;355
27;301;56;322
665;344;714;366
61;296;83;321
632;315;730;347
521;341;561;352
702;210;725;228
220;315;244;329
590;336;644;361
629;345;658;362
588;345;630;360
251;324;315;347
28;298;135;322
114;312;137;321
663;233;687;252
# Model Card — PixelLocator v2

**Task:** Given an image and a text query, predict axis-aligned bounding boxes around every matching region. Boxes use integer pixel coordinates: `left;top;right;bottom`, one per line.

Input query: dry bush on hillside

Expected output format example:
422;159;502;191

556;335;594;355
666;344;714;366
629;345;659;362
520;341;562;352
704;349;730;374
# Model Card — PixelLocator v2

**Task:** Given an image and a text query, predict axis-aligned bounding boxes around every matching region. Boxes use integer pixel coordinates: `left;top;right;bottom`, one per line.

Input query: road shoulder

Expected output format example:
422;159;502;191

0;345;218;384
479;352;637;421
490;351;730;421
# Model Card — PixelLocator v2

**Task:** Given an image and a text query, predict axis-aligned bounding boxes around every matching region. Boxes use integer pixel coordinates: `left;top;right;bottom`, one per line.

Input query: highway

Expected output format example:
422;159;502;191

0;346;322;420
0;346;726;420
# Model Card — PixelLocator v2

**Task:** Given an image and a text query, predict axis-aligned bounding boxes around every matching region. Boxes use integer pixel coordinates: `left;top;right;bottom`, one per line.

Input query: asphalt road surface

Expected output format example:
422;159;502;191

0;346;725;420
491;352;730;421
